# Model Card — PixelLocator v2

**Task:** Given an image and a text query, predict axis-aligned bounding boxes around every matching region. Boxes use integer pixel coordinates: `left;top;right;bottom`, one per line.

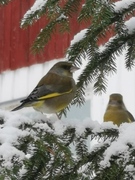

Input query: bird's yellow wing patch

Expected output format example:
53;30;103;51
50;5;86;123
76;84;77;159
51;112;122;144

37;89;72;100
128;118;132;123
32;100;44;108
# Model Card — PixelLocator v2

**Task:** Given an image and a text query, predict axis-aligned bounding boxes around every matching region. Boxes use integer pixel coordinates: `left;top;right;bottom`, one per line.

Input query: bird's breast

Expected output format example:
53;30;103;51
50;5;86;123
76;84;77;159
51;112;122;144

104;109;130;126
32;91;75;114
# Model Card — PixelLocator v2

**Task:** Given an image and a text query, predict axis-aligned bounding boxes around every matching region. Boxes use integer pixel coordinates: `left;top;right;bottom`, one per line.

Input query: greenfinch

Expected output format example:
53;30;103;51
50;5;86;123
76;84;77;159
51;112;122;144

12;61;79;114
103;93;134;126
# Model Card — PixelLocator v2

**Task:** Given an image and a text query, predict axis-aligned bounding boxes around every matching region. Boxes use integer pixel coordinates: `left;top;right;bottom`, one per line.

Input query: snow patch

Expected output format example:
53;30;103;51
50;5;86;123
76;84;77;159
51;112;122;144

114;0;135;12
21;0;47;26
100;122;135;168
70;29;87;46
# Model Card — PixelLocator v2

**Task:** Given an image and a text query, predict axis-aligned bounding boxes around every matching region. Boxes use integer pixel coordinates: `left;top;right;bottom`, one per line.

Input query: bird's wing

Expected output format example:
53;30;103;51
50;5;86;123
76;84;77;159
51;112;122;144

21;73;74;103
126;110;135;122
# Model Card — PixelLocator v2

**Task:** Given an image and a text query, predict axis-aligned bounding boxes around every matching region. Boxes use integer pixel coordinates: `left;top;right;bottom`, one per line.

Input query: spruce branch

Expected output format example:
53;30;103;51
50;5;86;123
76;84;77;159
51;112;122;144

21;0;60;28
1;113;134;180
125;38;135;70
0;0;11;5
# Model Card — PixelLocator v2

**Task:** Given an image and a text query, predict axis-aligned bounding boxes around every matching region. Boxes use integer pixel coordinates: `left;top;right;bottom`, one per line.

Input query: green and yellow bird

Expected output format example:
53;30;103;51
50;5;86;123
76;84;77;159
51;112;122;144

103;93;134;126
12;61;79;114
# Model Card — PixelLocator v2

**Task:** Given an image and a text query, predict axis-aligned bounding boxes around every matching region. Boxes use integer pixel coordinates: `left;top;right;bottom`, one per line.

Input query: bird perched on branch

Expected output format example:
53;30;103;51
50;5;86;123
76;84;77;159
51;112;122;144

12;61;79;114
103;93;134;126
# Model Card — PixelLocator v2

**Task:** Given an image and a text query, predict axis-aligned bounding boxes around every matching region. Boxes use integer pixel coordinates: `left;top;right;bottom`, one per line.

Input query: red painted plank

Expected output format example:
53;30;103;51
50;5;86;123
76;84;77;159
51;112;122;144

10;0;22;70
55;33;63;59
28;22;41;66
0;7;4;72
46;33;56;61
3;3;12;71
62;32;70;57
19;0;30;67
35;16;50;64
28;0;41;66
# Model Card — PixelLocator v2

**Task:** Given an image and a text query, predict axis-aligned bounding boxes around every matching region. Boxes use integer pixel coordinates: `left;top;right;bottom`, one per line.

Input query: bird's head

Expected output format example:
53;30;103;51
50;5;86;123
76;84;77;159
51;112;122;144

108;93;126;109
50;61;79;77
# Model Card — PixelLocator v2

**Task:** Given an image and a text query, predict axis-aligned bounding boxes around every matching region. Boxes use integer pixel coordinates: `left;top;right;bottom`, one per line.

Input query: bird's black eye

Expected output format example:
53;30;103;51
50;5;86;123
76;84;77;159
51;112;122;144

118;100;122;104
62;65;70;70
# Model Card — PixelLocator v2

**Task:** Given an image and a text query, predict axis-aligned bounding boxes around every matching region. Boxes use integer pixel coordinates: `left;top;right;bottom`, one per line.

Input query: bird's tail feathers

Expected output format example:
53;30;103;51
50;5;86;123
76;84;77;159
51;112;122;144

11;103;25;111
11;100;37;111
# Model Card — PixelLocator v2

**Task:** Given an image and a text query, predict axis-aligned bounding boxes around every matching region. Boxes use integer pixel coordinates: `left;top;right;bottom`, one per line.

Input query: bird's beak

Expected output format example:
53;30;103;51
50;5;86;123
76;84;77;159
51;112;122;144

109;100;119;106
70;65;80;73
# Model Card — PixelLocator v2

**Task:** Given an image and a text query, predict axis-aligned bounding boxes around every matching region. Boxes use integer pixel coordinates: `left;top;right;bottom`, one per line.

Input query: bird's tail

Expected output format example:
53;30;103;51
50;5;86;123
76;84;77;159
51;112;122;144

11;103;25;111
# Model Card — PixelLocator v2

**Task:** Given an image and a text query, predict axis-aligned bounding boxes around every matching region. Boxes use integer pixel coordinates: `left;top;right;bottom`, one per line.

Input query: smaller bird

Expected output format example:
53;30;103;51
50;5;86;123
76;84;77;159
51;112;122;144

11;61;79;114
103;93;134;126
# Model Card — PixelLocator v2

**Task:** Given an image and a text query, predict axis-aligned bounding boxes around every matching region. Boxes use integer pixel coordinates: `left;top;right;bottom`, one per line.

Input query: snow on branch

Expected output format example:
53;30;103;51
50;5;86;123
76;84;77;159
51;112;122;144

0;109;135;178
114;0;135;12
21;0;47;27
125;17;135;33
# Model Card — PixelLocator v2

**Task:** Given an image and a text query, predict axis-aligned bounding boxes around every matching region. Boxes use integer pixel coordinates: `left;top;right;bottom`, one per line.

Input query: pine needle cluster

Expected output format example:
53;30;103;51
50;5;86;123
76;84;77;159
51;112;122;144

0;0;11;5
1;115;135;180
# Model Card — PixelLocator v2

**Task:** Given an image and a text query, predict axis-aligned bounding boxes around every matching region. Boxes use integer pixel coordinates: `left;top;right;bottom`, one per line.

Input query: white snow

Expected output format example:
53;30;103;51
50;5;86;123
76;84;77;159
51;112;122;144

21;0;47;26
1;107;135;174
70;29;87;46
125;17;135;33
125;165;135;174
0;109;55;169
114;0;135;12
99;122;135;168
56;14;67;21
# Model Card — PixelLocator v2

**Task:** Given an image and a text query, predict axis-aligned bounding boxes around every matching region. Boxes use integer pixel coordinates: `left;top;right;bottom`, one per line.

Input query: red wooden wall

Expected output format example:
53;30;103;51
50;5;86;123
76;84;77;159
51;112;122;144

0;0;114;72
